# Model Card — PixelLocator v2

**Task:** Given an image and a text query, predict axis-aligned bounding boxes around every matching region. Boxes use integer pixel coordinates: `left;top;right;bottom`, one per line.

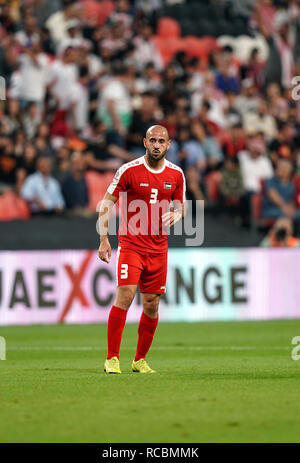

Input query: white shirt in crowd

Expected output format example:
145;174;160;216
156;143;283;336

133;37;163;72
99;78;132;115
243;111;277;140
73;82;89;131
46;10;69;44
21;172;65;212
47;59;79;110
18;53;50;103
238;150;274;193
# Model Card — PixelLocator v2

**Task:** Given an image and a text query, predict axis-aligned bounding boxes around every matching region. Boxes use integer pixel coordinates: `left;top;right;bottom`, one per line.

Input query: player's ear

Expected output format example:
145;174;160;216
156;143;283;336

143;138;147;148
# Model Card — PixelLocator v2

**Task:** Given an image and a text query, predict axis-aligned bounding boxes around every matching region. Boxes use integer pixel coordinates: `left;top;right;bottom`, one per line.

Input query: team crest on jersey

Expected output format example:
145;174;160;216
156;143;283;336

164;182;172;189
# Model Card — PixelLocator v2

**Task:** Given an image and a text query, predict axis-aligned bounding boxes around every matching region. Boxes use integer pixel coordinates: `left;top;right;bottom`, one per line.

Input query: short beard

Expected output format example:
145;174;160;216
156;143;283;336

147;149;167;163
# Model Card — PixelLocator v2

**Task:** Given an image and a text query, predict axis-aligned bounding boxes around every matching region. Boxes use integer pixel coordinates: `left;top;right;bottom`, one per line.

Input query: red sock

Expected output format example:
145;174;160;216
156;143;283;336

134;312;158;362
107;305;127;360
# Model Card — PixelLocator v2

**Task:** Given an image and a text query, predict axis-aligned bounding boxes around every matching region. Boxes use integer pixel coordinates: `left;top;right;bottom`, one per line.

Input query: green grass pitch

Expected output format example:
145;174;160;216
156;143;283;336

1;320;300;443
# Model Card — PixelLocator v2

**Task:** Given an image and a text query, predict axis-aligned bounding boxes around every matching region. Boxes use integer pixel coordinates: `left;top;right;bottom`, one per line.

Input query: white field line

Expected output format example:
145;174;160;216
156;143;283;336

6;345;291;351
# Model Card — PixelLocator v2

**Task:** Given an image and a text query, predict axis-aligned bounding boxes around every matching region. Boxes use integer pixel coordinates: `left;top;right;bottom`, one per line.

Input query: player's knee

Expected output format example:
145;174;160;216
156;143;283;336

115;288;135;310
143;297;159;317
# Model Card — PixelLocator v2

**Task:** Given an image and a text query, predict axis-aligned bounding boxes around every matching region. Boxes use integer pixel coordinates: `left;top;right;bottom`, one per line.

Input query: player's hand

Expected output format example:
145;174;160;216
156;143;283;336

98;239;111;263
162;210;182;228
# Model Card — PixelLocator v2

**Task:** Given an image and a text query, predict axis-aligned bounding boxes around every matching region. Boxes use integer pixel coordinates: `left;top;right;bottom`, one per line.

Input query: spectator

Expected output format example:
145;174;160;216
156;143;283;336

61;151;90;215
243;98;277;140
260;218;300;247
239;136;273;194
57;18;83;54
268;122;296;167
240;48;265;90
234;78;260;116
47;46;79;136
220;157;245;205
167;125;206;171
135;62;162;94
191;121;223;168
219;156;250;225
45;2;83;45
266;82;288;120
185;165;205;215
97;64;132;135
53;145;71;183
15;15;40;47
261;159;300;221
17;41;50;112
1;98;22;136
133;21;163;72
34;123;53;158
83;120;130;172
21;156;65;214
16;142;38;193
22;102;41;140
256;7;298;89
221;123;246;159
20;142;38;177
0;135;21;190
215;56;240;95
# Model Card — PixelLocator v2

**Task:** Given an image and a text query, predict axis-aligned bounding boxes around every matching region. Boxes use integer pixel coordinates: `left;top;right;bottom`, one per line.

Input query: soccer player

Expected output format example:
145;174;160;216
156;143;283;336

98;125;186;374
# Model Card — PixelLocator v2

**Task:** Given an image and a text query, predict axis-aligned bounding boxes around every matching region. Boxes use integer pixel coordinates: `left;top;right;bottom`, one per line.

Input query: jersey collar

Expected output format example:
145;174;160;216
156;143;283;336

143;155;166;174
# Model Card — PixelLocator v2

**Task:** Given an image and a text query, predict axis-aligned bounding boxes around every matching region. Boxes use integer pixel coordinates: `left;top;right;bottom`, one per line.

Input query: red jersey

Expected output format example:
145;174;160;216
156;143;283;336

107;156;186;253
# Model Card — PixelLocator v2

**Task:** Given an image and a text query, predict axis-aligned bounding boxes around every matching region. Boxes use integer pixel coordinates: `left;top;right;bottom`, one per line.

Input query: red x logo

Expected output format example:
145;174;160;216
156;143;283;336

59;251;93;323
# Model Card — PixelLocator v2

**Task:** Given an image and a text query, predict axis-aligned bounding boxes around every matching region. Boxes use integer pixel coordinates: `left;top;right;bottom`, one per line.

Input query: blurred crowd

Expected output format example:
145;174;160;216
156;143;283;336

0;0;300;238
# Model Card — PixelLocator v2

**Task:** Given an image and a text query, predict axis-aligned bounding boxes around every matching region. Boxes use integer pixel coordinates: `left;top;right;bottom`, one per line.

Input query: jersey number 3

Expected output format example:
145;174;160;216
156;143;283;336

120;264;128;279
149;188;158;204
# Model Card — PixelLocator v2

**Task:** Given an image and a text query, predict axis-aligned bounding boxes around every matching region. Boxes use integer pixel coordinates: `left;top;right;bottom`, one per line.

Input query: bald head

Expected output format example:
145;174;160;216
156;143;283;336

144;125;171;163
146;125;169;141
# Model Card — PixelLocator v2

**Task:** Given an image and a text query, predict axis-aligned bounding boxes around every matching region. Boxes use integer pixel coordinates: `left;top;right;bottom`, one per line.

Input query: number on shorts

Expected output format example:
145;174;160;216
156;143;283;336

120;263;128;279
150;188;158;204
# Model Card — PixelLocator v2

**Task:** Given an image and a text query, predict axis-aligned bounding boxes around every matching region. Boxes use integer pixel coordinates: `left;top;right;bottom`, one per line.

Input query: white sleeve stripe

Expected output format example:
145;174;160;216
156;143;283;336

107;157;144;195
182;170;186;203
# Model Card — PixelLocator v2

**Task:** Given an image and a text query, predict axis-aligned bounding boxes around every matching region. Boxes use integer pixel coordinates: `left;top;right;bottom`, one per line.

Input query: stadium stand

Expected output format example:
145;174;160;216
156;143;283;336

1;0;300;245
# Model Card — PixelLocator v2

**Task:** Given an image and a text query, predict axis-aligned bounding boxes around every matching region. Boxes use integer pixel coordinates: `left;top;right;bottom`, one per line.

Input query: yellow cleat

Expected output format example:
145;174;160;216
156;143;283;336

132;358;156;374
104;356;121;374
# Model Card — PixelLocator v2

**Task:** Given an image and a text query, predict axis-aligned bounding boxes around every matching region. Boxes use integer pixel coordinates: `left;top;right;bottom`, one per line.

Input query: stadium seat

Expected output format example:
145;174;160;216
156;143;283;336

183;36;203;58
153;36;185;65
198;37;219;55
0;191;30;221
81;0;115;26
85;170;115;211
183;36;218;61
157;17;181;39
204;171;222;203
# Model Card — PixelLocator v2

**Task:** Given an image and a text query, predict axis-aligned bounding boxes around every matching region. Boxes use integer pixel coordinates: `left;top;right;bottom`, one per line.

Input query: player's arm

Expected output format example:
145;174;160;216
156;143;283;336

98;191;118;263
162;170;186;227
162;201;185;227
